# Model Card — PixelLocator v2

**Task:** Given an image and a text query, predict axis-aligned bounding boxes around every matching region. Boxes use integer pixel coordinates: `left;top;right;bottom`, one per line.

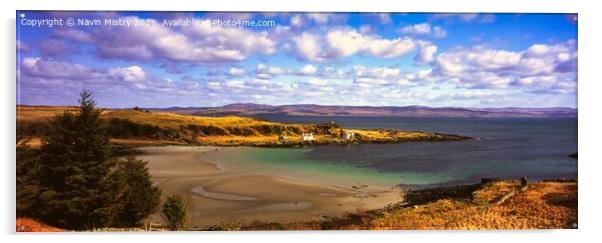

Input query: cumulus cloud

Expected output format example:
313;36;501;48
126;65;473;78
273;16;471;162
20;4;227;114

432;40;577;91
51;29;92;42
401;23;432;35
108;66;146;82
21;57;97;79
401;23;447;38
89;17;276;64
228;67;246;77
415;42;438;64
293;33;327;62
288;13;344;28
19;57;197;101
298;64;318;75
256;64;287;79
307;78;329;86
290;14;304;27
18;13;576;107
327;29;418;58
352;65;401;79
17;40;30;52
292;28;432;63
350;65;418;86
432;13;495;23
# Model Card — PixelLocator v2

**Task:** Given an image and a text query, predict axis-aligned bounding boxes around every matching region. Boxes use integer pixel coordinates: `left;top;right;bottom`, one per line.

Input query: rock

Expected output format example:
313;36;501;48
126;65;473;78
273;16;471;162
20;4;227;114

352;183;368;189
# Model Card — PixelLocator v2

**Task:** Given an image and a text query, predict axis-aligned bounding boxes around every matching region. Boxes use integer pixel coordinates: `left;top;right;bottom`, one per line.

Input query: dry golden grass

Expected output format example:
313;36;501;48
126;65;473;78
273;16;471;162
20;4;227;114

102;109;284;130
17;105;471;146
473;180;522;204
371;180;577;230
245;180;577;230
455;181;578;229
17;105;80;123
24;137;186;148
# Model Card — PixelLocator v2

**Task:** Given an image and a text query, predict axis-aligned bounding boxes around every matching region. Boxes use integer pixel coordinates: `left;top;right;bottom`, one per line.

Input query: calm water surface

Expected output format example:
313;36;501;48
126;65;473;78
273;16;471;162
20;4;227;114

236;115;578;185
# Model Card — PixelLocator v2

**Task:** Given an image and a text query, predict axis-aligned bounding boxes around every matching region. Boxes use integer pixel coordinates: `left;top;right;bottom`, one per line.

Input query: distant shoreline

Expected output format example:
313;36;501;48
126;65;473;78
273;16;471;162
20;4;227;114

18;105;474;148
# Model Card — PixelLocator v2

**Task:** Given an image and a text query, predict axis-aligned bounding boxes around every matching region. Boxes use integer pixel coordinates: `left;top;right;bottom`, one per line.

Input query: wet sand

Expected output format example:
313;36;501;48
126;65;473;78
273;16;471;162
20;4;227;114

134;146;403;229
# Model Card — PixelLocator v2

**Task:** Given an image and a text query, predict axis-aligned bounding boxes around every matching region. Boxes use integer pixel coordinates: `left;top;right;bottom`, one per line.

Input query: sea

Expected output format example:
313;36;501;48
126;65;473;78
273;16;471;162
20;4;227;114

214;115;578;187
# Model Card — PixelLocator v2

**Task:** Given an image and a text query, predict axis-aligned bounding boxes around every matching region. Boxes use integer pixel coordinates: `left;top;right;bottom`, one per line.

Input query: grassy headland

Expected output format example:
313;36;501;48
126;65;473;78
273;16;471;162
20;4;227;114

17;105;472;147
242;179;577;230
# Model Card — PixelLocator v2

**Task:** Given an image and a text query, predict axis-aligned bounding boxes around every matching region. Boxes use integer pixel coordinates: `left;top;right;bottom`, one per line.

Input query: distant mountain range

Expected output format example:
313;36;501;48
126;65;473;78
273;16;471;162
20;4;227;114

150;103;577;118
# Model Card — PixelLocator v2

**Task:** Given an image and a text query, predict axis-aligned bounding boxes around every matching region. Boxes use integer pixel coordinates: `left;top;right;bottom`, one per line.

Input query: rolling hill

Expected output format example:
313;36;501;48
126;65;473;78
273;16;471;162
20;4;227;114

151;103;577;118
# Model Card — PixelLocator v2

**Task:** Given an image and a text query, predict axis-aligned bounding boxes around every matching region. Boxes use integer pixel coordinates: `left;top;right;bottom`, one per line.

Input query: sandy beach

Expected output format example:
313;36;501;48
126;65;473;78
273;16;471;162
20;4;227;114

132;146;403;229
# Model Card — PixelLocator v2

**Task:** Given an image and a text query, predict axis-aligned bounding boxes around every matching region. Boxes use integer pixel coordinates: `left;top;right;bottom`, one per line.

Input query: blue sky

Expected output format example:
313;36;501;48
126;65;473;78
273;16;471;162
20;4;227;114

16;11;577;108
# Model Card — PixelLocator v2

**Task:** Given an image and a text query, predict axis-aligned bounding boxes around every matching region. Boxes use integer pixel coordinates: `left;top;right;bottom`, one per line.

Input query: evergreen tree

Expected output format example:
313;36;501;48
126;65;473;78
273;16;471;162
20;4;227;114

111;156;161;227
36;90;115;229
162;195;187;231
16;136;41;217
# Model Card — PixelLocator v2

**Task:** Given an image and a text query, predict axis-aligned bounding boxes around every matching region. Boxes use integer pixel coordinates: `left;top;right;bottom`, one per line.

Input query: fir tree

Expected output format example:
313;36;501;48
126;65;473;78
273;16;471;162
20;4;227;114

162;195;187;231
16;136;41;217
111;156;161;227
36;90;115;229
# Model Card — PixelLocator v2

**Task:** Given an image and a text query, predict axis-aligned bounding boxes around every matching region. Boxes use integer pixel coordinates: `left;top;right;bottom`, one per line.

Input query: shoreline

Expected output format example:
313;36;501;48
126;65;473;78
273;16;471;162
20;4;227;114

132;146;403;228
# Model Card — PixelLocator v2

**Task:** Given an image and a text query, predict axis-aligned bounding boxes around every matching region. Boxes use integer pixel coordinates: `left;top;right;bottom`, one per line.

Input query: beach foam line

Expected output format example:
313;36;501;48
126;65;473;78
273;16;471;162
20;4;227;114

197;155;224;172
190;186;257;201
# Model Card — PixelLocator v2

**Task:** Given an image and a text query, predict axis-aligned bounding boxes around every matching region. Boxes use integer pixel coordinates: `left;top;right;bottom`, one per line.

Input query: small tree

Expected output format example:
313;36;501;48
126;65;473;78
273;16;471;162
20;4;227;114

162;195;186;231
111;156;161;227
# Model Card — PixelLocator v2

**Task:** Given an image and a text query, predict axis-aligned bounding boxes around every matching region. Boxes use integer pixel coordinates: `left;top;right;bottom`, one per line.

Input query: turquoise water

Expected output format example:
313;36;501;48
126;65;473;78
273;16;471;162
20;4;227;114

208;116;578;186
212;147;458;186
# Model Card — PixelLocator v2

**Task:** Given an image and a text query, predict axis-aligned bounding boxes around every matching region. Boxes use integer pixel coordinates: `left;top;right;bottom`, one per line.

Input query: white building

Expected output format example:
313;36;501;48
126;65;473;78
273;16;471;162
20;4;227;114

342;130;355;140
301;133;315;141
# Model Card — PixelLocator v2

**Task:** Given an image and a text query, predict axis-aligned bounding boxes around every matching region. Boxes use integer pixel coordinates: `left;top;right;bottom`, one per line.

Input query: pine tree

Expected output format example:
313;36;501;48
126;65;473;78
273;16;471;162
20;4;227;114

36;90;115;229
162;195;187;231
16;136;41;217
111;156;161;227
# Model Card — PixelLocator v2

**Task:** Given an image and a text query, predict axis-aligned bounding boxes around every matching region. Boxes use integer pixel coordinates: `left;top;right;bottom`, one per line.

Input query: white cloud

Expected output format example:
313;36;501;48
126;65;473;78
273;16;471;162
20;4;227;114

299;64;318;75
293;33;327;62
415;42;438;64
228;67;246;77
224;80;245;89
432;14;495;23
256;64;286;79
433;26;447;38
21;57;97;79
432;40;577;91
19;58;199;97
307;78;329;86
17;40;30;51
94;17;277;63
292;28;432;62
417;69;432;79
326;29;420;59
109;66;146;82
379;13;392;24
306;13;331;24
401;23;432;35
352;65;401;79
401;23;447;38
290;14;303;27
354;77;390;85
